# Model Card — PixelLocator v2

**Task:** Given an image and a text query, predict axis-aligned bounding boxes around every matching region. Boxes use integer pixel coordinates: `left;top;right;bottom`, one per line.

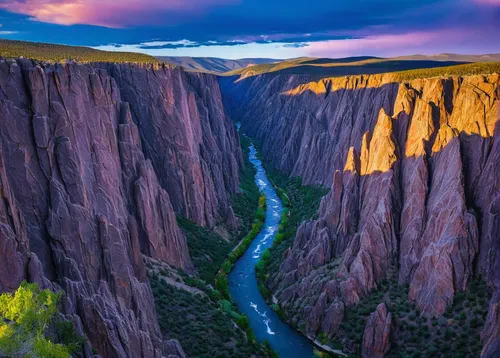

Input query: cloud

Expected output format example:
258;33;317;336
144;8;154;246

283;42;309;48
0;23;17;35
0;0;238;28
304;28;499;58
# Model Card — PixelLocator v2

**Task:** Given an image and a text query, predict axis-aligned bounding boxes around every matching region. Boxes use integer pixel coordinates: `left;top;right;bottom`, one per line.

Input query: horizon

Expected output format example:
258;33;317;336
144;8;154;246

3;37;500;61
0;0;498;59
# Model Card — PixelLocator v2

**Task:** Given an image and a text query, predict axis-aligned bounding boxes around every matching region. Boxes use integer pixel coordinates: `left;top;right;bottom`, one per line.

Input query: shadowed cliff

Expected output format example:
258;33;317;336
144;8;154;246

0;58;242;357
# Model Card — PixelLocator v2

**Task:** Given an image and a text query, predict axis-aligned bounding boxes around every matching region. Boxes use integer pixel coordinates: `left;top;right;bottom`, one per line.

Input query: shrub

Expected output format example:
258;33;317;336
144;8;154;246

0;281;83;358
215;273;229;298
221;259;232;274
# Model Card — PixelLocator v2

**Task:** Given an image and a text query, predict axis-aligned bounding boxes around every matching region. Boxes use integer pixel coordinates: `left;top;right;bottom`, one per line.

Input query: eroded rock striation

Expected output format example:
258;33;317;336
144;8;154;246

362;303;393;358
221;71;500;356
0;59;241;357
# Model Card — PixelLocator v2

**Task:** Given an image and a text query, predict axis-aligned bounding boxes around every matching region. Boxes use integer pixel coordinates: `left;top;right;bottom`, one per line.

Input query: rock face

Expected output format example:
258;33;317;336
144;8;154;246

163;339;187;358
482;290;500;358
0;59;241;357
221;72;500;354
362;303;392;358
98;62;242;228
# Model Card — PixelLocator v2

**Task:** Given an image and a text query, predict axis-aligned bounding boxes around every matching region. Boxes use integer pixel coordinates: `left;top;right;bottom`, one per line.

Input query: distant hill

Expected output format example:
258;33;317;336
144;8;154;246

393;53;500;62
224;56;483;80
224;54;500;80
157;56;280;73
0;39;158;63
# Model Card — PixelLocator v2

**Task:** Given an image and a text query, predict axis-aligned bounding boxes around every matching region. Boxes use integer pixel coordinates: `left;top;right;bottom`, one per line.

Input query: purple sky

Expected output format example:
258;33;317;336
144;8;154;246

0;0;499;58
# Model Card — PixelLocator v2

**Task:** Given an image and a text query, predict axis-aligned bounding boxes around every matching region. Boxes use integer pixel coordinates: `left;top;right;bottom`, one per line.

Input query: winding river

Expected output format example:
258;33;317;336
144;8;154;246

228;144;314;357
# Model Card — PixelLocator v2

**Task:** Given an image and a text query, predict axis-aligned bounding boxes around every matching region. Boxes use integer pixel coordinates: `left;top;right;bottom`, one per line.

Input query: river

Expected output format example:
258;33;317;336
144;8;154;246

228;143;314;358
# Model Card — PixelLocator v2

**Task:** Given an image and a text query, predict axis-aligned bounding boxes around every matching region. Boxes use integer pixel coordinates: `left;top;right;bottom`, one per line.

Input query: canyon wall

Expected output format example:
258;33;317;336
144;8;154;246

0;58;241;357
221;72;500;356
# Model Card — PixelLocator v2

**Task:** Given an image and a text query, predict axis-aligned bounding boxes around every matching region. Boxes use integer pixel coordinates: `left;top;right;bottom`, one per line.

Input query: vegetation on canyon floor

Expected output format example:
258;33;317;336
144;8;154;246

178;135;261;283
329;269;491;358
151;136;276;357
215;194;266;299
0;39;158;63
253;166;492;358
256;172;329;300
0;282;84;358
150;274;267;358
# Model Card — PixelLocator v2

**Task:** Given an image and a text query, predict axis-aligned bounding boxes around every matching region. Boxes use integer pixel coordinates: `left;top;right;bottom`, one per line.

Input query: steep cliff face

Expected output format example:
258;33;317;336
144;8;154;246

98;63;242;228
221;72;500;355
0;58;241;357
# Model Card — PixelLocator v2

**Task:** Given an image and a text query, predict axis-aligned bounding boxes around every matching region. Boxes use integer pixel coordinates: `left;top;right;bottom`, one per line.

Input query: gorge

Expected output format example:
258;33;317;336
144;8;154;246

0;52;499;358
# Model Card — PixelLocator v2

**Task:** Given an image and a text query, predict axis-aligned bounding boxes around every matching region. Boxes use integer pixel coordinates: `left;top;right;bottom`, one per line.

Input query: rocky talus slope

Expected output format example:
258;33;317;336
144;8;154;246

221;72;500;357
0;58;241;357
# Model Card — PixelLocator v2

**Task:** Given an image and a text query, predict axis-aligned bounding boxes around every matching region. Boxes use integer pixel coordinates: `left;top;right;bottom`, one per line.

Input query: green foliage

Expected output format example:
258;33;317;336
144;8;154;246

394;62;500;81
0;281;83;358
150;275;265;358
215;191;266;301
179;135;262;283
374;276;491;358
0;39;157;63
178;216;234;282
162;137;271;356
255;170;328;299
215;273;229;299
221;259;232;275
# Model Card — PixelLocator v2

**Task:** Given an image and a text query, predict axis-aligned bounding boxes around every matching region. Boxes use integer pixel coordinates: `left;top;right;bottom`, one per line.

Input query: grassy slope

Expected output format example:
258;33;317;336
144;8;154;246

225;56;500;82
224;57;467;77
0;39;157;63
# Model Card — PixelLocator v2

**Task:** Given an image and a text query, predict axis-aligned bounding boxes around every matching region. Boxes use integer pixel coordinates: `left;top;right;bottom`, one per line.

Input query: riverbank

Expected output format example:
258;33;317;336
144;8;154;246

149;136;272;358
228;144;315;357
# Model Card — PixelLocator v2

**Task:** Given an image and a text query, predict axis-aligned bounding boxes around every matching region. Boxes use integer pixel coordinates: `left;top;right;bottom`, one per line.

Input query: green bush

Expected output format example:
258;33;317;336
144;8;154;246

255;170;328;300
215;273;229;298
221;259;232;274
0;281;84;358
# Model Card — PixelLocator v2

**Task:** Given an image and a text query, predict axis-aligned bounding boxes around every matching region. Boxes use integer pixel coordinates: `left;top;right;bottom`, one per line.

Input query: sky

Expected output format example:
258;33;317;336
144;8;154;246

0;0;499;59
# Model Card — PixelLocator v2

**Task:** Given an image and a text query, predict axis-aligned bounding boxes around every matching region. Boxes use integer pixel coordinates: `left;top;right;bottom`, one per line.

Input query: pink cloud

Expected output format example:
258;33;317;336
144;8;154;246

304;29;475;58
0;0;238;28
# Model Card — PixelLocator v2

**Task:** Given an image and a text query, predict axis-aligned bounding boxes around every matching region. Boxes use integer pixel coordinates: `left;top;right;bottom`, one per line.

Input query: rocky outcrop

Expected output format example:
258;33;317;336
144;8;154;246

221;72;500;353
163;339;187;358
0;59;241;357
482;290;500;358
98;62;242;228
362;303;392;358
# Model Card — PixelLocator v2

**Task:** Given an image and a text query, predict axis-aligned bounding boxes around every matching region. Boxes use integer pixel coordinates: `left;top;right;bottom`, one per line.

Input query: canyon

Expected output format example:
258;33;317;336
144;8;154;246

220;71;500;357
0;58;241;357
0;53;499;358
